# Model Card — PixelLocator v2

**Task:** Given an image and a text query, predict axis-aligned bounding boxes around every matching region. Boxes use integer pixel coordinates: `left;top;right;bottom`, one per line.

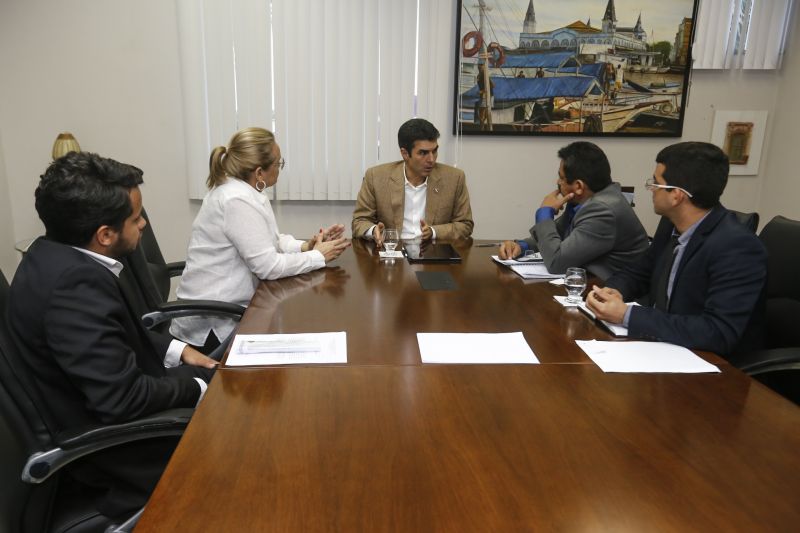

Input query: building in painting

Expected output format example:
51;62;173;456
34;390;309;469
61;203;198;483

672;17;693;66
518;0;648;53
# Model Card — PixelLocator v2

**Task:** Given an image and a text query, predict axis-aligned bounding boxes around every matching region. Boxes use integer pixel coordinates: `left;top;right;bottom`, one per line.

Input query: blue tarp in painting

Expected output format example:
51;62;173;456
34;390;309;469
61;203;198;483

461;76;602;107
501;52;580;69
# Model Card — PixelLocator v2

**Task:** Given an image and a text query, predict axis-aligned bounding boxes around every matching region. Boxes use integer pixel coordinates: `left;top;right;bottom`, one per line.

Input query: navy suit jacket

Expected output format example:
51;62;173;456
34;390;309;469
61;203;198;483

605;206;767;357
8;238;202;433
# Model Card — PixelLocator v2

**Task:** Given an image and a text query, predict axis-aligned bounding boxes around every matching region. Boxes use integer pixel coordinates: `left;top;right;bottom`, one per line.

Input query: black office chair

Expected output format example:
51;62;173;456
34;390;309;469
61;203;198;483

0;270;193;532
730;210;760;234
140;208;185;302
119;240;245;336
620;185;635;207
737;215;800;404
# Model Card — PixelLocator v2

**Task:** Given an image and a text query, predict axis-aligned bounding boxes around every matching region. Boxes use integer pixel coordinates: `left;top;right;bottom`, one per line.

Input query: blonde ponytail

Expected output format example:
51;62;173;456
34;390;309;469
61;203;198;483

206;146;228;189
205;127;277;190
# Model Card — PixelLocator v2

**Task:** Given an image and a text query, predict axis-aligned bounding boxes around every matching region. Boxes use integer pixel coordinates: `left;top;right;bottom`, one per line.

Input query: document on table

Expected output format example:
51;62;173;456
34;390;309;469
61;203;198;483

491;255;562;279
225;332;347;366
417;332;540;364
576;301;632;337
575;340;720;373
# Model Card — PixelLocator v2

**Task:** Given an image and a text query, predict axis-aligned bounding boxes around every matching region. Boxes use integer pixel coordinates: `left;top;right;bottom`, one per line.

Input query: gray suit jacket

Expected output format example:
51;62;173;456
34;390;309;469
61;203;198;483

524;183;649;280
351;161;474;241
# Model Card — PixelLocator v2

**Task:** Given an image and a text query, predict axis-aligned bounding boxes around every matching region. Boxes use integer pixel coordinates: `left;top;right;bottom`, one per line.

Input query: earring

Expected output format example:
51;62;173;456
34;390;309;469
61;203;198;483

255;179;267;192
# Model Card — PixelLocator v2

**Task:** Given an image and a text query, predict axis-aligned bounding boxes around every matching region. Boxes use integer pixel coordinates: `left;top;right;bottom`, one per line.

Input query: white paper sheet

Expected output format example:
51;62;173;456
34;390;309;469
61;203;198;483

417;332;539;364
492;255;562;279
226;332;347;366
379;250;403;259
553;295;581;307
575;340;720;373
576;302;630;337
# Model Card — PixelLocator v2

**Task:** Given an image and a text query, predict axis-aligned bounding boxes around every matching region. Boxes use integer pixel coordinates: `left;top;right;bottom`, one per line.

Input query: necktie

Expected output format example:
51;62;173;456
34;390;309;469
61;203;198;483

653;233;680;311
562;205;577;238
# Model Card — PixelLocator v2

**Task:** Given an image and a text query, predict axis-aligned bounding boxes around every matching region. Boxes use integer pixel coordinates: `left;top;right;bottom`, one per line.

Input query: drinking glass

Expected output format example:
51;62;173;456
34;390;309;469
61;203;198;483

383;228;400;253
564;267;587;303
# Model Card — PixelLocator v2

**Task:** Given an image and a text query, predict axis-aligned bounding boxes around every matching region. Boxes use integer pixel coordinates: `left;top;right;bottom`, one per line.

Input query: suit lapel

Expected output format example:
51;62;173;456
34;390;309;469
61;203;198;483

672;206;726;288
425;169;442;223
390;165;405;230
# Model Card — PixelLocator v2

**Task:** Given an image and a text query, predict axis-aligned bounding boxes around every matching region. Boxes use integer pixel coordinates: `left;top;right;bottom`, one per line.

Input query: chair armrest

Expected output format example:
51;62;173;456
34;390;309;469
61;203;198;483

166;261;186;277
141;300;246;329
23;408;193;483
738;347;800;375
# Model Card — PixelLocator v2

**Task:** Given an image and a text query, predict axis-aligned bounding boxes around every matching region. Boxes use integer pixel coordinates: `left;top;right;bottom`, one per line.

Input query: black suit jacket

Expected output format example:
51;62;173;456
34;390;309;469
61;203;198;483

8;238;202;431
605;206;767;357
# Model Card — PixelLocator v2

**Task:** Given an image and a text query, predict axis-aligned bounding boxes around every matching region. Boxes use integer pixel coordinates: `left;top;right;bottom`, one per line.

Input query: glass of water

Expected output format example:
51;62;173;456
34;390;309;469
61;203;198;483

383;228;400;253
564;267;587;303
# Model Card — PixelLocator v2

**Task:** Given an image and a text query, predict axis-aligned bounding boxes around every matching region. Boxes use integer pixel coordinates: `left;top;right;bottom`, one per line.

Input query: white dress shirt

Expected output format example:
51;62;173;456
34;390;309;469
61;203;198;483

170;177;325;346
364;163;436;240
72;247;207;403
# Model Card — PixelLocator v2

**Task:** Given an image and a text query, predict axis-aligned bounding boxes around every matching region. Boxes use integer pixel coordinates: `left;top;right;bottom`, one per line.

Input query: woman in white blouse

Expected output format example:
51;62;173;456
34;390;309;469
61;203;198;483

170;127;350;350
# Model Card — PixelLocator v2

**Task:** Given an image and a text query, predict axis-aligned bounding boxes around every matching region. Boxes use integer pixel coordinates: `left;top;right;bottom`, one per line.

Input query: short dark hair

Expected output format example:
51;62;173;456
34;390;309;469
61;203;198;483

557;141;611;193
656;142;728;209
35;152;144;246
398;118;440;155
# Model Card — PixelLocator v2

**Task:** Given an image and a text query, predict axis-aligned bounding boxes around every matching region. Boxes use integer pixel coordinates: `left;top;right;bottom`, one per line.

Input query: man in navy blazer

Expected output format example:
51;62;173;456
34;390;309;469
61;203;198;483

8;152;218;520
586;142;767;358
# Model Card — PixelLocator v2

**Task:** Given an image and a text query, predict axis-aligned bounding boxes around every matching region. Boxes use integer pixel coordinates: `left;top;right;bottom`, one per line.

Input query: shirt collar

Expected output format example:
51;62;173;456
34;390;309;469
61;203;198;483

673;211;711;245
403;163;428;190
71;246;124;278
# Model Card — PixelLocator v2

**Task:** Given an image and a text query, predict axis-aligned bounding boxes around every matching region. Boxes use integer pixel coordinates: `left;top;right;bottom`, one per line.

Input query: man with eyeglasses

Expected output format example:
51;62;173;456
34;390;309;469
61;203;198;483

587;142;767;359
498;141;649;280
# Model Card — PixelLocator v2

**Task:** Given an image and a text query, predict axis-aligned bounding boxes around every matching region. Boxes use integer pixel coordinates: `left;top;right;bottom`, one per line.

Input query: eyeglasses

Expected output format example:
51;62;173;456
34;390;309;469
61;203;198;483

644;177;693;198
275;158;286;170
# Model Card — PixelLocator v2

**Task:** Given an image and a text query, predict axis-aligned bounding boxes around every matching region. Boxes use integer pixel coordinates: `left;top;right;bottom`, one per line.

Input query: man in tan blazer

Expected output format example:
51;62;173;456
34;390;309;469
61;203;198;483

352;118;473;244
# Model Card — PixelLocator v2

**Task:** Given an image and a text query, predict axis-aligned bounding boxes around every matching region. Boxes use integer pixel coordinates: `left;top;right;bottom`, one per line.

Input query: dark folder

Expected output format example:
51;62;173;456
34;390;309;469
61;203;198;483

404;243;461;264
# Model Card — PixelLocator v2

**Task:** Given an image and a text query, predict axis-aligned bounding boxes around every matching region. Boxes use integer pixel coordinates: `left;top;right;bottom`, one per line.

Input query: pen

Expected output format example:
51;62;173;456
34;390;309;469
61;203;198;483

475;243;501;247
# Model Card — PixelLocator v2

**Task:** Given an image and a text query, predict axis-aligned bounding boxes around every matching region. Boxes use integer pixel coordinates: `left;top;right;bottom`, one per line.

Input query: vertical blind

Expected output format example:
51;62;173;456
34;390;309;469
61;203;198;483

176;0;456;201
693;0;795;69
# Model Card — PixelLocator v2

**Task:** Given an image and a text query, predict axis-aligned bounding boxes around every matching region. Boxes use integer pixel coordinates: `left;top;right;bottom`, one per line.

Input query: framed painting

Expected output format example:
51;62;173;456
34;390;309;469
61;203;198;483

453;0;700;137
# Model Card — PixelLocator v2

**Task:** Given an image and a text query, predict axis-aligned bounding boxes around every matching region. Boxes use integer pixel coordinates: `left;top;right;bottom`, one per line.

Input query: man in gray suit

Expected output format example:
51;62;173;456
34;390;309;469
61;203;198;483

499;142;649;280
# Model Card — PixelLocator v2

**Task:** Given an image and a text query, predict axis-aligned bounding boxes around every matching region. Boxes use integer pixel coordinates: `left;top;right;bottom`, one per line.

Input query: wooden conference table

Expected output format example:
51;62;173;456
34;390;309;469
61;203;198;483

136;240;800;532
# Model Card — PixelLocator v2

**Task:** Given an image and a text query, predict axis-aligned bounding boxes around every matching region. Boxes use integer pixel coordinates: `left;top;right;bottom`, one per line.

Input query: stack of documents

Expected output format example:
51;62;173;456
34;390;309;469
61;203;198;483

225;332;347;366
491;255;562;279
576;340;720;373
417;332;540;364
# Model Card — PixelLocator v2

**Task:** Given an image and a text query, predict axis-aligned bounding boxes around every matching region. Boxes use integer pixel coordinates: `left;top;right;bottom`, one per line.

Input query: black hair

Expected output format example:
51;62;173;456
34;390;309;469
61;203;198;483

397;118;440;155
557;141;611;193
35;151;144;246
656;142;728;209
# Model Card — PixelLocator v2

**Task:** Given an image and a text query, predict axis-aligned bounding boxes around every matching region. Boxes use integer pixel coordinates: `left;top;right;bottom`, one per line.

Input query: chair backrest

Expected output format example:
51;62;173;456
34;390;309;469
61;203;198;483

730;210;760;234
0;271;58;533
620;185;635;207
759;215;800;348
139;208;171;301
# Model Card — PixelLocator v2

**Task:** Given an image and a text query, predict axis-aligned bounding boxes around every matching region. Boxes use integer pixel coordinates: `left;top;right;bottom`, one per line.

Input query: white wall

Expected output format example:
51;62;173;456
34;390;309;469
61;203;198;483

0;132;17;280
757;10;800;225
0;0;795;274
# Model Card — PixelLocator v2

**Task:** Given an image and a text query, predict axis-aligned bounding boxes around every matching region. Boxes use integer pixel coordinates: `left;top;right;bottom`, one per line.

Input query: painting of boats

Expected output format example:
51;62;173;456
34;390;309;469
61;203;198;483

454;0;699;137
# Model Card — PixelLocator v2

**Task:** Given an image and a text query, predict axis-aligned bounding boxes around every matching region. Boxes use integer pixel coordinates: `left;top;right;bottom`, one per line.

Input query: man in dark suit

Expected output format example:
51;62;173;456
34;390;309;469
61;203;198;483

586;142;767;358
499;142;649;280
8;152;218;520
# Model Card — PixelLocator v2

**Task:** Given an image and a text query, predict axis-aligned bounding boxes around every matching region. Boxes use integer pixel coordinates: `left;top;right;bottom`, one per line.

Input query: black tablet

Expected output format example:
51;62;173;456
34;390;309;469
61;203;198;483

404;243;461;263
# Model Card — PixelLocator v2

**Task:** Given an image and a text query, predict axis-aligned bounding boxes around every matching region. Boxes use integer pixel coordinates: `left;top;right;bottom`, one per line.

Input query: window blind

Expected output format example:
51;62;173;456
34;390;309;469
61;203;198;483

176;0;455;201
693;0;795;69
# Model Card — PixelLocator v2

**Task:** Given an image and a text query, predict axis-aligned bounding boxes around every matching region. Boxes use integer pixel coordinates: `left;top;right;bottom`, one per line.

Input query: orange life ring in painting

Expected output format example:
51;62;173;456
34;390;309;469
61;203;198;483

487;42;505;67
462;31;483;57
